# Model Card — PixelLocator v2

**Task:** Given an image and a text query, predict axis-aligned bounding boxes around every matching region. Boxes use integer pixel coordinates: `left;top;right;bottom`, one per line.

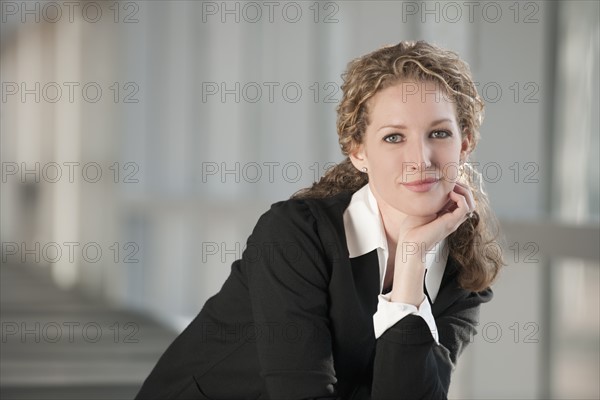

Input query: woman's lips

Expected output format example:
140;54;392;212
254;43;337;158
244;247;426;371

402;178;440;193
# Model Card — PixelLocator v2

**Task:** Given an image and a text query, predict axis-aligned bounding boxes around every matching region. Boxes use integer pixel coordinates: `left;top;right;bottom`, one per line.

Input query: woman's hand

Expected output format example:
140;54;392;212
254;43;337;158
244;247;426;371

389;182;475;305
398;182;476;255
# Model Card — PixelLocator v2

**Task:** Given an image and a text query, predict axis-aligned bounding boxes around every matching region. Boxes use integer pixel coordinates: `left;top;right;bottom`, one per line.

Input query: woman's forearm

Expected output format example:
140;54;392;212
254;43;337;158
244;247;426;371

389;250;426;306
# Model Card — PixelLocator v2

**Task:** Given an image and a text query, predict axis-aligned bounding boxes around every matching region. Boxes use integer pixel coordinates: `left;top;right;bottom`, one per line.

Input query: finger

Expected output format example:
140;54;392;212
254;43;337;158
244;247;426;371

448;190;472;221
437;198;457;214
452;183;476;212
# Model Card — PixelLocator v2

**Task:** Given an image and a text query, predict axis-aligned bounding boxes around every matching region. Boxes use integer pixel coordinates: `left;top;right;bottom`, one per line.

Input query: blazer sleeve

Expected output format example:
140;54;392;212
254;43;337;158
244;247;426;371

244;200;339;400
370;285;493;400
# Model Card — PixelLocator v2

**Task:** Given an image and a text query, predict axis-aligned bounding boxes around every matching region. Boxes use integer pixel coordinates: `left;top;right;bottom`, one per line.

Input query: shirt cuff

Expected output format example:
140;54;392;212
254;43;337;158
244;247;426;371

373;293;439;344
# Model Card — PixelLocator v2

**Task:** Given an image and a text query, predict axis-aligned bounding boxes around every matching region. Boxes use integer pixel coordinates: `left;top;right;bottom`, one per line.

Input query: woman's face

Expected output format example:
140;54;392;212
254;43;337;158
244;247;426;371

350;80;470;217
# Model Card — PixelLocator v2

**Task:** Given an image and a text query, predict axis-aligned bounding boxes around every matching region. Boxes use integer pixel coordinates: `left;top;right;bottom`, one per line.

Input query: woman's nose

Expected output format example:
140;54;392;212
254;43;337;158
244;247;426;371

405;139;432;171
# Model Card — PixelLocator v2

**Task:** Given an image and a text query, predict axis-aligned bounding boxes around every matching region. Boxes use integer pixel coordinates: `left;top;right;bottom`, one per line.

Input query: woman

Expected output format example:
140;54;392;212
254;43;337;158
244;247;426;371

136;40;504;400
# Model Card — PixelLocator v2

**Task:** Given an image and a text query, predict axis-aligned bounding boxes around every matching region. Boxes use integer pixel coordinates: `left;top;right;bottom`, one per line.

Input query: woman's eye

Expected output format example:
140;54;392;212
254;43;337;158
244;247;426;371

383;134;402;143
431;130;451;138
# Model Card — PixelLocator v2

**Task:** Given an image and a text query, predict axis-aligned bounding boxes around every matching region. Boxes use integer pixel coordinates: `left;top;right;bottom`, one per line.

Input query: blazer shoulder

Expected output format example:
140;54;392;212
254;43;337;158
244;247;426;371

249;191;354;265
259;191;354;228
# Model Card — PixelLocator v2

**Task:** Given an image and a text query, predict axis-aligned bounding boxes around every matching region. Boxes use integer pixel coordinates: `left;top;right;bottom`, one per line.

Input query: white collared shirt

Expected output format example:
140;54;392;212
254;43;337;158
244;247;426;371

342;184;448;343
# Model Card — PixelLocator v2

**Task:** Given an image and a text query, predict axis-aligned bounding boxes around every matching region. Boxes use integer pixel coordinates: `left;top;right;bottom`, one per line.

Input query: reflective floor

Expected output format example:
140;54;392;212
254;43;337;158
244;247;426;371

0;264;177;400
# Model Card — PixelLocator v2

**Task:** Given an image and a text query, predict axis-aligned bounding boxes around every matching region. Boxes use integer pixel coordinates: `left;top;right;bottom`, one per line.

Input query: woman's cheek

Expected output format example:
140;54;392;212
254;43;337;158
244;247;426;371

443;180;457;195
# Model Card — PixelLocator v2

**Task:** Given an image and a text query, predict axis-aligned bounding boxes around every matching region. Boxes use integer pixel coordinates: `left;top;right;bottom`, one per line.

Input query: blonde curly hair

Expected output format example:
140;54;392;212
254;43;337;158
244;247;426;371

293;40;504;292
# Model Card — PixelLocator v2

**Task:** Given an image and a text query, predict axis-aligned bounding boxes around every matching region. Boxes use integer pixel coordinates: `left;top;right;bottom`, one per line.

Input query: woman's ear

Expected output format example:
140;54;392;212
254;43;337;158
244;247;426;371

460;130;472;160
348;144;367;172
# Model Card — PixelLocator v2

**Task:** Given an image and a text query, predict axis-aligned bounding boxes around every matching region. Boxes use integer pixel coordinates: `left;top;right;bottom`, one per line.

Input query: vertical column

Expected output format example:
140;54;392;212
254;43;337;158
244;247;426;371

51;18;83;289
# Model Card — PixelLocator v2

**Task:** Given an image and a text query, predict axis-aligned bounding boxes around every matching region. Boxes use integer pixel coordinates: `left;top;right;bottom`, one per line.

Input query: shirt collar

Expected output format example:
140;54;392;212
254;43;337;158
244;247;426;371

342;184;448;303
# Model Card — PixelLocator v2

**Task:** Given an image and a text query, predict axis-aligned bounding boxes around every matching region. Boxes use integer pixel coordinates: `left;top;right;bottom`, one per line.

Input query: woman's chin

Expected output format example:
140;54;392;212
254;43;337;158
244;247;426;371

397;200;449;218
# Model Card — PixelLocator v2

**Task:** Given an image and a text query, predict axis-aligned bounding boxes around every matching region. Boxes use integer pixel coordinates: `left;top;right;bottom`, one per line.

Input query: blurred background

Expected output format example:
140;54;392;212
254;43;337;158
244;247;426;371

1;0;598;399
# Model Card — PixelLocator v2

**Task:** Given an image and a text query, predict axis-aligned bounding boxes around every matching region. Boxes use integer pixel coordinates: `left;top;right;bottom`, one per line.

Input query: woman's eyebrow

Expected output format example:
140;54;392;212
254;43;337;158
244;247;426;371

377;123;407;131
429;118;454;126
377;118;455;131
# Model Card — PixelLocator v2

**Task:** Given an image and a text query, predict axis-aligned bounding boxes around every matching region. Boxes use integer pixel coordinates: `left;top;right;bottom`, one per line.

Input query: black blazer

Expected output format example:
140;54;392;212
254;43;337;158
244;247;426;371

136;191;493;400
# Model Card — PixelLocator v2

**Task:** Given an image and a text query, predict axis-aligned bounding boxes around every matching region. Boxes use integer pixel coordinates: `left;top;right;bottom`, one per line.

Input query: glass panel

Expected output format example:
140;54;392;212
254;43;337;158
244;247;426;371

551;258;600;399
552;1;600;223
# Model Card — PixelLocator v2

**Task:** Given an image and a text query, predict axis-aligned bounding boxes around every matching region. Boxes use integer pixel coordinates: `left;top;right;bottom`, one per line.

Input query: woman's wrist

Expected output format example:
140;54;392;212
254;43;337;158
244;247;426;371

389;254;426;306
389;290;425;307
